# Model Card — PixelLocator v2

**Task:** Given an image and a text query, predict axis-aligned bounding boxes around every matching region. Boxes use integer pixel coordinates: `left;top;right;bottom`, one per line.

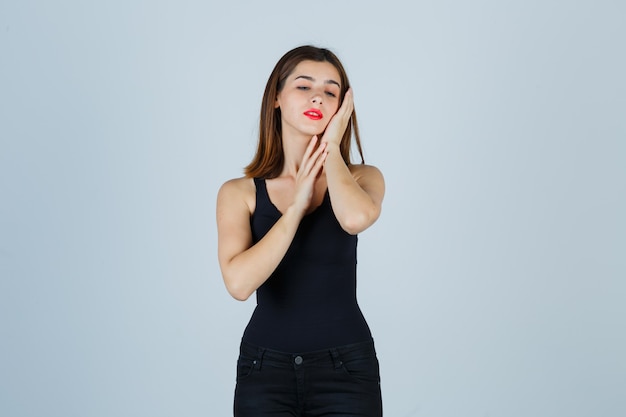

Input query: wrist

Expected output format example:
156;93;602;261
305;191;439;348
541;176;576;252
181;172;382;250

285;203;306;221
323;141;341;154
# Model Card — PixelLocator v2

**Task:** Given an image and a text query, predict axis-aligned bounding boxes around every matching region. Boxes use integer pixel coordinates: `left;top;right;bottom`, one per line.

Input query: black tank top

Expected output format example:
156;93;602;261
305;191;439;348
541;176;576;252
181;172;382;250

241;178;372;352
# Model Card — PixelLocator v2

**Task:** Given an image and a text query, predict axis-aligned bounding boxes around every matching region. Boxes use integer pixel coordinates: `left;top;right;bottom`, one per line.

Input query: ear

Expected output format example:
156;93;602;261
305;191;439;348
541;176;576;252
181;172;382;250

274;95;280;109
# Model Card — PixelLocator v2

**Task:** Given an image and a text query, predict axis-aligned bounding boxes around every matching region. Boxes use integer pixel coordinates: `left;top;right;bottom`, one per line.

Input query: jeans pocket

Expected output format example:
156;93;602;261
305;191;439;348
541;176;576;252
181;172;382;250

341;355;380;383
236;356;257;381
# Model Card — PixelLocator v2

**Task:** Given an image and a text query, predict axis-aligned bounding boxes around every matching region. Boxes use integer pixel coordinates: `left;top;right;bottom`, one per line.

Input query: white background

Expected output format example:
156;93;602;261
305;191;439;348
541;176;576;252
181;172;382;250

1;1;625;416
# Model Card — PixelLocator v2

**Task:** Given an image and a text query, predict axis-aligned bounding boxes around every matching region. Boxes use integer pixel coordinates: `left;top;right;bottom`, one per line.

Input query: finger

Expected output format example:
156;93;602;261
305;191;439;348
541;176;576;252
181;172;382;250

299;135;318;164
323;90;353;142
301;141;327;176
303;135;319;159
310;149;328;178
298;136;319;174
339;88;354;117
302;147;327;182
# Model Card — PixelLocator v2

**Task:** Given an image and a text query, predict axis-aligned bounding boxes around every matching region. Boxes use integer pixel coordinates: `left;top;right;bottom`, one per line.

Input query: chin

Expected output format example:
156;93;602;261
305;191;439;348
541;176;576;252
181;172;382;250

301;129;325;137
313;125;328;136
298;122;328;137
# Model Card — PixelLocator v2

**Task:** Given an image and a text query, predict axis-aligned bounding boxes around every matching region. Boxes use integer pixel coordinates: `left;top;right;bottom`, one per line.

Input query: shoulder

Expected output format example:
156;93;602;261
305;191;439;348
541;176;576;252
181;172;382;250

348;163;385;200
349;163;385;200
219;176;256;193
349;163;384;184
217;177;256;215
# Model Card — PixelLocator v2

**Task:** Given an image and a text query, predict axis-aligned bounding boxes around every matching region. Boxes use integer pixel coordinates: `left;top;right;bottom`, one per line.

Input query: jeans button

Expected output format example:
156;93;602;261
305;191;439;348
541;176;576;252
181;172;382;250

294;356;303;365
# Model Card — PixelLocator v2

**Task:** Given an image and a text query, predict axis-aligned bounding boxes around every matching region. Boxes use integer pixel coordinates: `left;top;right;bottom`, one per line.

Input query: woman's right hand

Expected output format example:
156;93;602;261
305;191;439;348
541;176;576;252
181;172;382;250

292;136;327;217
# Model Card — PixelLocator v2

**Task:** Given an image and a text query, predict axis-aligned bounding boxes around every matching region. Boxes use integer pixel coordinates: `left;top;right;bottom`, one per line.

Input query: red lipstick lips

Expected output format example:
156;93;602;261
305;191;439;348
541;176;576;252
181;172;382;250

303;109;323;120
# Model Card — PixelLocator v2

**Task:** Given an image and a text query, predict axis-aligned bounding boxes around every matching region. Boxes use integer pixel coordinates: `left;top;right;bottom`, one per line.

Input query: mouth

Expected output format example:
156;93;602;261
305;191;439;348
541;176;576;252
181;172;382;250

303;109;323;120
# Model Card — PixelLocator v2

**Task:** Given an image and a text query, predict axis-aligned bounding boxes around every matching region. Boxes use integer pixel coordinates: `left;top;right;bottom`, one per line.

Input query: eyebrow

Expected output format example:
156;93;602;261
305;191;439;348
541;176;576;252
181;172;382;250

294;75;341;88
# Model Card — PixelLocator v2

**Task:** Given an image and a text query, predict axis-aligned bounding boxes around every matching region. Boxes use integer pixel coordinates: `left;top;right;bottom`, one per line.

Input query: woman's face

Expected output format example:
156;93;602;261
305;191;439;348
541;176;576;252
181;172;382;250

275;60;342;138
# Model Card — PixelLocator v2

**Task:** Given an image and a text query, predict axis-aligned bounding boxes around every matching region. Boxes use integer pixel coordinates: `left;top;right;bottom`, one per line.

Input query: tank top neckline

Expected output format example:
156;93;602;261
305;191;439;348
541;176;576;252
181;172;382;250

255;177;329;218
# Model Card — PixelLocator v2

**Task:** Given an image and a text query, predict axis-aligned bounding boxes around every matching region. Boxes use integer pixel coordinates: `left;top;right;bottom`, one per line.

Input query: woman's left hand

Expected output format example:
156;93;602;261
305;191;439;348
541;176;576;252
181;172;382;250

321;88;354;147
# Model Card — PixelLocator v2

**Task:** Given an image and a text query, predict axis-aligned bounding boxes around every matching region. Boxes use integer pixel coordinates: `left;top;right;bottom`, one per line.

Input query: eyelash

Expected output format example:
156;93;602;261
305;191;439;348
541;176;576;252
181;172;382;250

297;86;337;98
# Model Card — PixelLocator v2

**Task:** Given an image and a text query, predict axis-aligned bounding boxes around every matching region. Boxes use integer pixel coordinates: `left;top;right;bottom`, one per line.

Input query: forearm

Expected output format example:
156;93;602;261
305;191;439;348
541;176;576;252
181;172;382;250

324;143;380;234
220;205;302;301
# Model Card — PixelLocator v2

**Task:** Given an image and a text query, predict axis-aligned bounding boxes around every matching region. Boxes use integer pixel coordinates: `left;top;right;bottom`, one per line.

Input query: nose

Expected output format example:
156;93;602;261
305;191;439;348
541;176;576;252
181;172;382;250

311;93;322;105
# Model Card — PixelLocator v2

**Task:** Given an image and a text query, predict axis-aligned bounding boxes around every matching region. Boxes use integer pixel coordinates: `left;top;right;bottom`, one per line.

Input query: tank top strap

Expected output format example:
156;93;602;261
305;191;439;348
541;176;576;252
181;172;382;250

253;177;263;191
253;177;274;214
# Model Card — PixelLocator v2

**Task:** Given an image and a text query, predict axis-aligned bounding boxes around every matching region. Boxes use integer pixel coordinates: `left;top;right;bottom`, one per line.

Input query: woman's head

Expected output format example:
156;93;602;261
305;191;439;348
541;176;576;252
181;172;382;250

245;45;364;178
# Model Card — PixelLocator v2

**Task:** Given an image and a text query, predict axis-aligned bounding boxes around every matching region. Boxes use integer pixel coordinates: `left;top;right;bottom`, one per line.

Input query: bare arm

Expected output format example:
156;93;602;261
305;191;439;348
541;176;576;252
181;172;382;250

216;138;327;301
321;89;385;234
324;156;385;235
217;181;303;301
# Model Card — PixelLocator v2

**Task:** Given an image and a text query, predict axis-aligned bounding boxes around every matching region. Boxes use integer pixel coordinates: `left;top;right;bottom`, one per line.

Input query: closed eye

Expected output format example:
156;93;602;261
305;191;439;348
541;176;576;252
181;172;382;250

325;91;337;98
297;86;310;90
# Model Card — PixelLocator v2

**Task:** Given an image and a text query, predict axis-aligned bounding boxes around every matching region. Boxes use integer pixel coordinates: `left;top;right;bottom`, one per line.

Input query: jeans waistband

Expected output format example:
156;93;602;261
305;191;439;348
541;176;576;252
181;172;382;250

239;339;377;369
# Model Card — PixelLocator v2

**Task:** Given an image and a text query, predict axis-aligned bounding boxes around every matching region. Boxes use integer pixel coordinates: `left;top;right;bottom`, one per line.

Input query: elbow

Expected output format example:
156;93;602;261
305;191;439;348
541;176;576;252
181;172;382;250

222;273;254;301
220;259;255;301
225;281;253;301
228;287;253;302
341;218;365;235
230;291;252;302
339;207;380;235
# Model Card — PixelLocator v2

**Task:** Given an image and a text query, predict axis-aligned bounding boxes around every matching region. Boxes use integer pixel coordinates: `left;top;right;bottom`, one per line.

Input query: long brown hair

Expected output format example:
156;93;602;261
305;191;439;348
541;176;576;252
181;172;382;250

244;45;364;178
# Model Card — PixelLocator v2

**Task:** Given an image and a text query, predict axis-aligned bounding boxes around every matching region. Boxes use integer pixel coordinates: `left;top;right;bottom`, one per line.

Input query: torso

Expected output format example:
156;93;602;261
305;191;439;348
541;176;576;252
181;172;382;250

241;176;372;352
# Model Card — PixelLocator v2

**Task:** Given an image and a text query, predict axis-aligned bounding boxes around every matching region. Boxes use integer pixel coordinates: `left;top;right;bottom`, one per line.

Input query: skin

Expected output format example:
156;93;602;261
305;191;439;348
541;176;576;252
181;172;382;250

217;60;385;301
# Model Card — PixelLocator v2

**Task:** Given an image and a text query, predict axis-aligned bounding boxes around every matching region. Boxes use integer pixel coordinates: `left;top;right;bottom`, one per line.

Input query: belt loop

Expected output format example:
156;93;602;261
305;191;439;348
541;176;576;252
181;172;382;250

330;348;342;369
255;347;266;370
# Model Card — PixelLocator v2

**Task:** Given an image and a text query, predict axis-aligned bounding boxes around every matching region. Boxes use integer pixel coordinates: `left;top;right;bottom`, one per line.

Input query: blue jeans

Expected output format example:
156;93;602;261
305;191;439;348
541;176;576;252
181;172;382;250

234;339;383;416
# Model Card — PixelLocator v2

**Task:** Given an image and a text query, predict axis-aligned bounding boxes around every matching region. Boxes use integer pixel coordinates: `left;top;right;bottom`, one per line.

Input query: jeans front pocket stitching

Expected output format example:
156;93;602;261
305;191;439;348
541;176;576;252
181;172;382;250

340;355;380;383
236;357;258;381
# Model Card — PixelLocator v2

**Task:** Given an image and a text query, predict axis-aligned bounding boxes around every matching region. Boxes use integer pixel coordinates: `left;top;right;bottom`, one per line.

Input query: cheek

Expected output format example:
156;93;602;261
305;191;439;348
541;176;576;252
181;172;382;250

320;117;335;133
328;103;340;117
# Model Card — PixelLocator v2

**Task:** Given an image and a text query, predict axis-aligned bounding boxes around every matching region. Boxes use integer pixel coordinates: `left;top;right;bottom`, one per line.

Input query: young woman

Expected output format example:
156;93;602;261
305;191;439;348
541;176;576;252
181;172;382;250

217;45;385;417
